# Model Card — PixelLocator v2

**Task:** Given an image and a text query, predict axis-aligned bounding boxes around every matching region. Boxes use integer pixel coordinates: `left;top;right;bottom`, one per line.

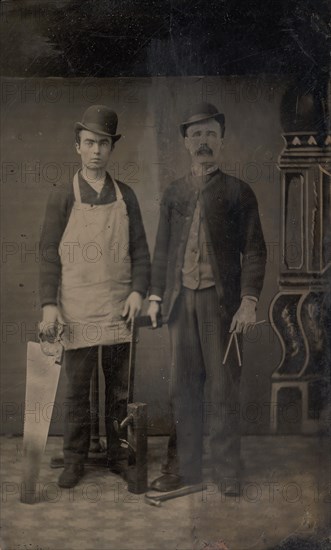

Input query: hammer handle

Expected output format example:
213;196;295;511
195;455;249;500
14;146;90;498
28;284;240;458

145;483;204;506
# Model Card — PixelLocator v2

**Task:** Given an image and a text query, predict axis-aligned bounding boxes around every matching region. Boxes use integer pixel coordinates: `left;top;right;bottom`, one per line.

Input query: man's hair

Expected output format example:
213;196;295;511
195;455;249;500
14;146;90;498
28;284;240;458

75;129;82;145
184;118;225;138
75;129;114;148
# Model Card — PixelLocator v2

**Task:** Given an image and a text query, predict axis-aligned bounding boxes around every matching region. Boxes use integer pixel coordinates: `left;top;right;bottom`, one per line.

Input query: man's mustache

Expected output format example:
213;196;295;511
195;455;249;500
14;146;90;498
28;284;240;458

196;145;213;156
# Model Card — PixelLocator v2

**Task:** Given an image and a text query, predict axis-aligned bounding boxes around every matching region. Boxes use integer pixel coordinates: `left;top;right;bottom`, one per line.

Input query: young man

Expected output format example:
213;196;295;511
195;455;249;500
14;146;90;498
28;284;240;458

39;105;150;488
148;102;267;495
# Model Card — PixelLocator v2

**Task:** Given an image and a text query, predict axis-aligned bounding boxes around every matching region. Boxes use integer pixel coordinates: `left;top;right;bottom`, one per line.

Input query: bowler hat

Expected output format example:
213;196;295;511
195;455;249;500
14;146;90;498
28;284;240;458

179;102;225;137
75;105;121;143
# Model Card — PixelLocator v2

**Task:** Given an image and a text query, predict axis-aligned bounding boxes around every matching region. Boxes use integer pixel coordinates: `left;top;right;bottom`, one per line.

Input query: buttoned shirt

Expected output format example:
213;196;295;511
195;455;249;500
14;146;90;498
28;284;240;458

182;194;215;289
181;166;217;289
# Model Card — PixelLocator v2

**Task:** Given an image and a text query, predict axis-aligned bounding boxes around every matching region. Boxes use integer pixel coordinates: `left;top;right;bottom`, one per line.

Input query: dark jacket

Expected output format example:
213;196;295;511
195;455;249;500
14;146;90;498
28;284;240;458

39;172;151;307
150;169;267;322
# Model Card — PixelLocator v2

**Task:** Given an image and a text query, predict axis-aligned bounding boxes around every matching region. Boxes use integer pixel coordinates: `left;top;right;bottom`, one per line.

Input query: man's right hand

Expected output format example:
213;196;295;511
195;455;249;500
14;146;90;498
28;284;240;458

147;301;161;329
39;305;62;339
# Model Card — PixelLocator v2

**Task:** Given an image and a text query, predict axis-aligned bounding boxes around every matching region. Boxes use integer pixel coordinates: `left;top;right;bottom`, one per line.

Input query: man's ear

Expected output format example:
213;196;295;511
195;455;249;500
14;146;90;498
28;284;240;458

184;136;190;151
75;142;81;155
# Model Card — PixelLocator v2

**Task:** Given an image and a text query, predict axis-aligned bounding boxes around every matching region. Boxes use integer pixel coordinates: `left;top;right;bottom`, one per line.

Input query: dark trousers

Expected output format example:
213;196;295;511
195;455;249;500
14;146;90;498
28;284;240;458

168;287;242;482
63;344;129;465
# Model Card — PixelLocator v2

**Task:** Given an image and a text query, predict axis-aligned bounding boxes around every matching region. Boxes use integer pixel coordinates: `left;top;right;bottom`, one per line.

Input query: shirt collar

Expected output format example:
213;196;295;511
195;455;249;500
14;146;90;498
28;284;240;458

190;165;220;190
191;164;219;177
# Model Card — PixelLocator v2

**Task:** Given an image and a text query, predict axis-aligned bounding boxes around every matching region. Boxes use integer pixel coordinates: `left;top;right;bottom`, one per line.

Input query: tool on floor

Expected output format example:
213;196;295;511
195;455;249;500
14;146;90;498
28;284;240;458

21;327;64;504
144;482;204;507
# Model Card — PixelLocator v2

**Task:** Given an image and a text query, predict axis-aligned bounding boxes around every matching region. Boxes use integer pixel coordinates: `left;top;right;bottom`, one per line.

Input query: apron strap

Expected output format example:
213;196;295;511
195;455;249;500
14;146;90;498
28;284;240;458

112;178;123;201
73;172;82;203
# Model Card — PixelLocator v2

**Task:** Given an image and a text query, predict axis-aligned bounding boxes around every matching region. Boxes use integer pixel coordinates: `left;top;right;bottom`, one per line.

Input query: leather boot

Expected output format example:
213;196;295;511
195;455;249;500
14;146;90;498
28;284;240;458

58;464;85;488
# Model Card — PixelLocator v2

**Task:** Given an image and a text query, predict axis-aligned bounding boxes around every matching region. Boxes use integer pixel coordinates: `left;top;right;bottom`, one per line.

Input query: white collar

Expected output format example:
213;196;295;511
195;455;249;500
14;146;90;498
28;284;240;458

191;164;218;177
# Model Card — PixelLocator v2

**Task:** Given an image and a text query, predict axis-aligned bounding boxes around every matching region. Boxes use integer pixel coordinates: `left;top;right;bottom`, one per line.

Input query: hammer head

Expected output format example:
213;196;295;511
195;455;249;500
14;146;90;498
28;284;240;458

144;495;162;507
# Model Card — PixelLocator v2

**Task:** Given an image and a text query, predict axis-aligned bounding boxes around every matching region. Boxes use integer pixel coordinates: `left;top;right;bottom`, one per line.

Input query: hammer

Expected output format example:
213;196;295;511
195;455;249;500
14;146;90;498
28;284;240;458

144;483;204;507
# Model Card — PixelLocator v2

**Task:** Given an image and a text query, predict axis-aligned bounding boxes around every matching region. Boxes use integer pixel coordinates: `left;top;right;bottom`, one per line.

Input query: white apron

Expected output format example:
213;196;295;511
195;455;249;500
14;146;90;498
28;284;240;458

58;172;132;349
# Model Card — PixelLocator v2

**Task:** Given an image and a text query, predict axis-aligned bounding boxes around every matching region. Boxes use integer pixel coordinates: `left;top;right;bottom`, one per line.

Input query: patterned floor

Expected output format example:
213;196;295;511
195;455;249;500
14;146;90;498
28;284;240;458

1;435;330;550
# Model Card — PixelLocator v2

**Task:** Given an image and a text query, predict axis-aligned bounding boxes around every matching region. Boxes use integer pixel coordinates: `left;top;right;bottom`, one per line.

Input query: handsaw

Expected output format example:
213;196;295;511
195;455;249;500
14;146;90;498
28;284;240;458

21;327;63;504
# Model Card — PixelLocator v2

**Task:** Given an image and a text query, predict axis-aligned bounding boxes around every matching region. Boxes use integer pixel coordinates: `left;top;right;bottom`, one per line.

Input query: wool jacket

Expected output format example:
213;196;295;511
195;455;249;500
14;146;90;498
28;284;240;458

39;171;151;307
150;169;267;322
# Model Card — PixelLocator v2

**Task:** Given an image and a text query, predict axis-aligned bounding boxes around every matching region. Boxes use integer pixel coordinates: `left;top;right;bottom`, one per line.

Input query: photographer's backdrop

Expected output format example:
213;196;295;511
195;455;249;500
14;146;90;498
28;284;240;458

1;76;286;435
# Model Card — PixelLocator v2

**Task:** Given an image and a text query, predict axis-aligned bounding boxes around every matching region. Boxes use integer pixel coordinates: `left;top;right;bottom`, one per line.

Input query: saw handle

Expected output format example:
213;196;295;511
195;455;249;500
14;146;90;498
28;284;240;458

38;323;64;363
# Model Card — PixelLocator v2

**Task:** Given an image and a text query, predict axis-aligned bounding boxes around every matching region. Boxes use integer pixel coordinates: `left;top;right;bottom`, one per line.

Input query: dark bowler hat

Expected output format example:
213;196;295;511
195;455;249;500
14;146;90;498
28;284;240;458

179;102;225;137
74;105;121;143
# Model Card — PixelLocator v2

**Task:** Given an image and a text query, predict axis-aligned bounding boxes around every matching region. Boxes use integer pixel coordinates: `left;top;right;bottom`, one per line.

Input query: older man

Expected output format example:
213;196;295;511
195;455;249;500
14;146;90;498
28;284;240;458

39;105;150;488
148;102;266;494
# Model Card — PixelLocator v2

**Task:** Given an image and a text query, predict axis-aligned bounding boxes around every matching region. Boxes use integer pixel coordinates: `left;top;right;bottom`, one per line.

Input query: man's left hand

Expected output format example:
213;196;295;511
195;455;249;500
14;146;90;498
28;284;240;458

122;291;143;323
230;297;257;334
